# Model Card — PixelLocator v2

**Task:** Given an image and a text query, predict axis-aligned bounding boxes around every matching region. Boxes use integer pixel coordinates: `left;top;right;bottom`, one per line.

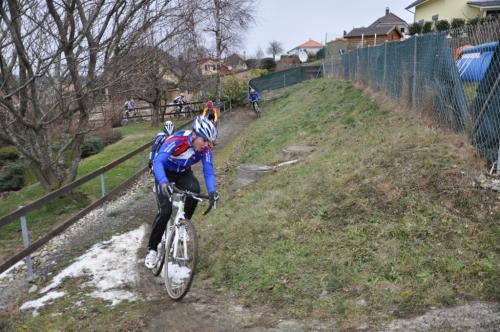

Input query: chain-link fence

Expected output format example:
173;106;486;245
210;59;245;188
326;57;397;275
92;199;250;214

323;19;500;168
249;65;322;92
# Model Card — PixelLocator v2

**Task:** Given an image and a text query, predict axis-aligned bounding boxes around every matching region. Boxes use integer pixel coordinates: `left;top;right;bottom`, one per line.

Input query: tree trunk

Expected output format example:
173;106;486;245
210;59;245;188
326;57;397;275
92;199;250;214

151;103;160;127
15;127;77;191
151;93;162;128
160;99;165;123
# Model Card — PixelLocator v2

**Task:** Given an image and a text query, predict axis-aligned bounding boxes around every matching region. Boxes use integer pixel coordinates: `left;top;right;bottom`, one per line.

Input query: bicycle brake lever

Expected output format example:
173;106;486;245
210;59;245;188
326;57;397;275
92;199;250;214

203;203;213;215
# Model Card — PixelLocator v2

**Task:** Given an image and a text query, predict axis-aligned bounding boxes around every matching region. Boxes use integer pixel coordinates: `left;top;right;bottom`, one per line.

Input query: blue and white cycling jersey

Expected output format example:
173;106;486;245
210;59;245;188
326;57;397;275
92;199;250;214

149;132;169;164
152;130;216;193
249;90;260;103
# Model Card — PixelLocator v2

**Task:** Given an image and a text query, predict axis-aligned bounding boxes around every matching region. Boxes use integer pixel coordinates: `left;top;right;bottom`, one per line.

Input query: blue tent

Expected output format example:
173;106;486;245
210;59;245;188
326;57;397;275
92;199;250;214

456;42;498;82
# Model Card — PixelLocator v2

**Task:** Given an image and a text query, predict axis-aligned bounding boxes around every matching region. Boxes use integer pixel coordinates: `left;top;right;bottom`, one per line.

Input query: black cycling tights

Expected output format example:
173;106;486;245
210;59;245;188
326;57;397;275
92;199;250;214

148;169;200;250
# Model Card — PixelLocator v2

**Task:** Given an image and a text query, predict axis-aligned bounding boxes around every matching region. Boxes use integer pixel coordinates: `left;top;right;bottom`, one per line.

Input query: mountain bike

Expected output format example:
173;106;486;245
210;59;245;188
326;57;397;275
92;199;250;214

151;185;214;300
251;100;261;118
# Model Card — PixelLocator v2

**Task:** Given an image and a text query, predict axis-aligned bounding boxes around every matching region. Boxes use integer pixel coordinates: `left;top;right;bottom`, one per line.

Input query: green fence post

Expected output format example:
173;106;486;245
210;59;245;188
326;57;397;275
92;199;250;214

412;35;418;107
383;41;388;90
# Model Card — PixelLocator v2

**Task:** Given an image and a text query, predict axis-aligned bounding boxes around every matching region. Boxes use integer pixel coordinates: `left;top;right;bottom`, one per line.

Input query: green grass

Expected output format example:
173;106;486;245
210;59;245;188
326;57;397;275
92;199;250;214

195;79;500;329
0;121;180;261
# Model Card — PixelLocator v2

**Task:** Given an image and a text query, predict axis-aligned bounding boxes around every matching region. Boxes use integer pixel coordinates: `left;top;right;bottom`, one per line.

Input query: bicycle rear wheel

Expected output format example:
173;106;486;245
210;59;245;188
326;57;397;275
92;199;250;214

164;219;198;300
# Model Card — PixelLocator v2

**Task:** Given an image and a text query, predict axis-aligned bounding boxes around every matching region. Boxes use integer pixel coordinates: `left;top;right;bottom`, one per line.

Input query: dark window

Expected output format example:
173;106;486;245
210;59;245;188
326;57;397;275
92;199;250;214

486;9;500;17
400;27;405;33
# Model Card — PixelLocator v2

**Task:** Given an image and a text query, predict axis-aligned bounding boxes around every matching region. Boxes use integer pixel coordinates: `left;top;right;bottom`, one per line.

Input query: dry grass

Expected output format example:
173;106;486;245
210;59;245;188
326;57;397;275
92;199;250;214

196;78;500;329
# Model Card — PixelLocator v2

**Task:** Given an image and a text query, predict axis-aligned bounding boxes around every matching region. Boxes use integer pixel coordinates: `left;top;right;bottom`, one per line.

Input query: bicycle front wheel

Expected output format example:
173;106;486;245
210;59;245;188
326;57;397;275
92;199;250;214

254;102;260;117
164;219;198;300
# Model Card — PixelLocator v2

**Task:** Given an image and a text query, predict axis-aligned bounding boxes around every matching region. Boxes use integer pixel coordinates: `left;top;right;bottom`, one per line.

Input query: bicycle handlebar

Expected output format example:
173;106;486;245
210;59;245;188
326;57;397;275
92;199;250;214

172;185;213;215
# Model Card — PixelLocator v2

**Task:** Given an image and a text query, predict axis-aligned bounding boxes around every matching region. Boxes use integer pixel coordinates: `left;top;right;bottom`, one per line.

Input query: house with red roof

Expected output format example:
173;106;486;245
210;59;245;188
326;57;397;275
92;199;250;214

194;58;232;76
287;39;323;56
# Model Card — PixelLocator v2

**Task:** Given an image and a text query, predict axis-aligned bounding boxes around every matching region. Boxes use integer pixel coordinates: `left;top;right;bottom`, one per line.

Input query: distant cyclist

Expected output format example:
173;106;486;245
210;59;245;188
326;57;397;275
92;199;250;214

145;116;219;269
148;121;177;170
201;100;219;127
123;98;136;119
249;88;260;105
174;93;186;116
248;88;260;108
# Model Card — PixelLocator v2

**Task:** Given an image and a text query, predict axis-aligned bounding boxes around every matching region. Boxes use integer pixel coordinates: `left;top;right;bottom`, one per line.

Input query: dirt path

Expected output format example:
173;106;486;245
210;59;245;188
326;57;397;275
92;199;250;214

135;110;277;331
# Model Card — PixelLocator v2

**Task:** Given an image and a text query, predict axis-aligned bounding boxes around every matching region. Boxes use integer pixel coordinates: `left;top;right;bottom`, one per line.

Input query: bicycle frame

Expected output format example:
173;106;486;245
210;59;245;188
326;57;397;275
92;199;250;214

170;195;188;262
164;192;202;262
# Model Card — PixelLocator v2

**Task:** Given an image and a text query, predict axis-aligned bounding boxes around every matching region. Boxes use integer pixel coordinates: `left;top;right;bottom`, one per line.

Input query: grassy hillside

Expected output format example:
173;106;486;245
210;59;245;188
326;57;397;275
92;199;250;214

197;79;499;328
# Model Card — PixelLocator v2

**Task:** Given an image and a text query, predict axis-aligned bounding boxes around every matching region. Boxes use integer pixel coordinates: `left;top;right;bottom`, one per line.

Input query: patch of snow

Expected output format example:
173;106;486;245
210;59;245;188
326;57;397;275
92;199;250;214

90;289;136;306
20;291;65;316
38;225;146;306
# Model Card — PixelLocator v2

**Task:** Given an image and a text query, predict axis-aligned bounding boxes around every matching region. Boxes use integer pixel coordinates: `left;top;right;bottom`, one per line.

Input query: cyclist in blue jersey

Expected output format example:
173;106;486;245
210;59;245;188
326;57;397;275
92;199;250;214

248;88;260;105
145;116;219;269
148;121;177;170
248;88;260;115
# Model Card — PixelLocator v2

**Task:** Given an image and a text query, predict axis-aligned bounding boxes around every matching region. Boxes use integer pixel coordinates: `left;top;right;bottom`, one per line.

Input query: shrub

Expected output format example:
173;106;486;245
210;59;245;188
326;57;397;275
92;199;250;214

307;53;317;62
467;17;480;26
451;18;465;29
422;21;434;33
479;16;496;24
222;75;248;105
408;22;422;35
316;48;325;60
81;137;104;158
245;59;260;69
260;58;276;71
0;149;19;168
435;19;450;32
0;161;25;192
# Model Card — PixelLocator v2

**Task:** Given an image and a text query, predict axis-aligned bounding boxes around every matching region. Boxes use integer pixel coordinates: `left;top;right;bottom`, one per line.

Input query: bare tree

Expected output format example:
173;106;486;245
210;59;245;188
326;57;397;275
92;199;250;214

255;47;265;60
116;46;180;126
0;0;186;190
198;0;255;104
267;40;283;61
109;7;194;127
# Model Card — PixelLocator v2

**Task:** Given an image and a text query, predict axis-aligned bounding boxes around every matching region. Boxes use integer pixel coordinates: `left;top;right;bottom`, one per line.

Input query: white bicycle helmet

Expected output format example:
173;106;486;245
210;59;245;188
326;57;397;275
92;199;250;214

163;121;176;136
192;116;217;143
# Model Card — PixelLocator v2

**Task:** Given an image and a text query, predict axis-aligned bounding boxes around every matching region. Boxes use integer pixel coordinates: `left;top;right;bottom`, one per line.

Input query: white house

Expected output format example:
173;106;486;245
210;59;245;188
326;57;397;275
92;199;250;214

287;39;323;56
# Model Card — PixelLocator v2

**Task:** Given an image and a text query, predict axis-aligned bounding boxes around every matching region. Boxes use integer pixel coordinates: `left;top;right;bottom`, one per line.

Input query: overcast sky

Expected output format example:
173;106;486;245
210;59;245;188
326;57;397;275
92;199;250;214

242;0;415;57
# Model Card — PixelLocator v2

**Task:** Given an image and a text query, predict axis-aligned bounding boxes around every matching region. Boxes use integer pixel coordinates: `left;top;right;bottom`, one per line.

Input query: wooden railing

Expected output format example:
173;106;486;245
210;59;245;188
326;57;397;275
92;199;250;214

0;99;232;278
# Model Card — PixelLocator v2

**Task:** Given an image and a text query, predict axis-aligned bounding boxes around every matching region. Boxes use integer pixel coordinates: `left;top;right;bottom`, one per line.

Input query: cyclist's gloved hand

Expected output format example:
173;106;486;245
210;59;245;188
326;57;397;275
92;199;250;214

160;182;174;197
148;160;153;169
209;191;219;206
